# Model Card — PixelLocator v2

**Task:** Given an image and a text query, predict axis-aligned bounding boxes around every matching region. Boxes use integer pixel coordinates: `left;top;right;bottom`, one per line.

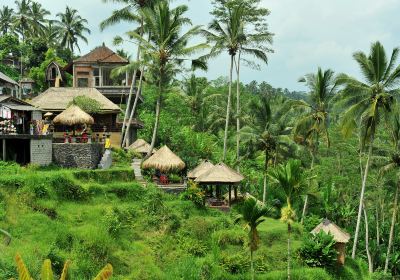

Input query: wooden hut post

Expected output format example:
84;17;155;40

234;186;238;200
2;139;6;161
228;185;232;206
335;242;346;265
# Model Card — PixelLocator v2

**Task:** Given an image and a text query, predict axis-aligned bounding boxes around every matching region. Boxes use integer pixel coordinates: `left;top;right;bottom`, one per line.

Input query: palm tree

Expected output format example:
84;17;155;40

126;1;207;157
43;21;61;47
241;94;293;204
0;6;15;35
12;0;33;41
269;159;310;280
235;197;270;280
56;6;90;54
202;4;245;161
293;67;338;223
29;1;49;37
100;0;159;148
337;41;400;258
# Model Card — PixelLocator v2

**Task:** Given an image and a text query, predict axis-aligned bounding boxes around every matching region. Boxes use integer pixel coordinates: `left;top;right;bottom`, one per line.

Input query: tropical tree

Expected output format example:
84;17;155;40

29;1;50;37
125;1;207;156
0;6;15;35
269;159;311;280
202;4;245;161
235;197;270;280
56;6;90;54
241;93;293;204
43;21;61;48
100;0;159;148
12;0;33;41
294;67;338;223
337;41;400;258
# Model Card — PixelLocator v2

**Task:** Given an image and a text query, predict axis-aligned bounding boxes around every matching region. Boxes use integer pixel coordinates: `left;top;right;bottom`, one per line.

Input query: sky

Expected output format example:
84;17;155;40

3;0;400;91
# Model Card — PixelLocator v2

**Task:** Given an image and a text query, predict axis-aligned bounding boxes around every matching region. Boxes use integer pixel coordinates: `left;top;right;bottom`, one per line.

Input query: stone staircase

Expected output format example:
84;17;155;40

132;158;145;184
98;149;112;169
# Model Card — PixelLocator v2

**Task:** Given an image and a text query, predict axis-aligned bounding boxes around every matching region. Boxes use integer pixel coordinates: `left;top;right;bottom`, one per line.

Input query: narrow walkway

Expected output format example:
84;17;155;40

131;158;146;185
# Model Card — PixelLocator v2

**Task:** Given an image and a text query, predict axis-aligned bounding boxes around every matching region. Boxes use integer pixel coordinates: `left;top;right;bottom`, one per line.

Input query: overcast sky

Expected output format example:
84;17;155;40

3;0;400;91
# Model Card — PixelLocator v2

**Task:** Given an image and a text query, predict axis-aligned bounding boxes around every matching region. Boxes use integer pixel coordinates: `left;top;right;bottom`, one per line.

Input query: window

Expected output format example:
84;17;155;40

77;78;89;87
51;67;57;79
77;71;89;75
93;67;100;86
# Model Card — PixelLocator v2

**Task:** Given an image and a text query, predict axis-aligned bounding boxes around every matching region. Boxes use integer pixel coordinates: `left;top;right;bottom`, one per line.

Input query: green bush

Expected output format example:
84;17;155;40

107;182;143;200
49;175;88;200
219;251;249;274
180;237;208;257
180;181;205;208
212;228;247;248
73;169;134;184
298;231;338;269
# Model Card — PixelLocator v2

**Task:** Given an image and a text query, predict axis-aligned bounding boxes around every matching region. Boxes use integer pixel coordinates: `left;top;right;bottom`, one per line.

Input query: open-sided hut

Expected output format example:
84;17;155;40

187;160;214;180
53;105;94;126
311;219;351;265
128;139;156;155
142;145;185;173
195;163;244;206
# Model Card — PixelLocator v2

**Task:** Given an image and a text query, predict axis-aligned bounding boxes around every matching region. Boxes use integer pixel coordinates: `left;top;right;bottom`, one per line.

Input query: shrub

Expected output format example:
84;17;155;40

180;237;208;257
303;214;322;232
298;231;337;269
213;229;247;248
73;169;134;184
219;251;249;274
107;183;143;200
49;175;88;200
169;173;182;183
180;181;205;208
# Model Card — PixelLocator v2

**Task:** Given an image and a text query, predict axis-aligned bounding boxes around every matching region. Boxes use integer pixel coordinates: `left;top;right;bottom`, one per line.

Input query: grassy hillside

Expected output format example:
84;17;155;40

0;163;369;279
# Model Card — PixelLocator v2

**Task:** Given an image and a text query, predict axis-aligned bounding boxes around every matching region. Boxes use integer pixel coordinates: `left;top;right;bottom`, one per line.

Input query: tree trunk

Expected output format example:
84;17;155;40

352;135;374;259
301;150;315;224
363;203;373;273
250;249;254;280
287;223;291;280
222;55;235;161
384;181;399;274
120;17;144;147
262;150;268;204
376;205;379;246
235;52;241;170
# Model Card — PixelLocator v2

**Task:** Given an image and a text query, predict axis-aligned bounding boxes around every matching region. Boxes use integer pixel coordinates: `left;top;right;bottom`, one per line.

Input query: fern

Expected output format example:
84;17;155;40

41;259;54;280
15;254;33;280
93;264;113;280
59;260;71;280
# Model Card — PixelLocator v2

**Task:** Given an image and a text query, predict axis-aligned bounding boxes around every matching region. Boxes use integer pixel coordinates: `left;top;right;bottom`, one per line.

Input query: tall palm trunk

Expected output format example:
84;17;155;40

301;150;315;224
352;135;374;259
384;181;399;274
363;203;373;273
250;249;254;280
287;223;291;280
235;52;241;170
146;66;163;159
223;55;235;161
262;150;269;204
120;17;144;147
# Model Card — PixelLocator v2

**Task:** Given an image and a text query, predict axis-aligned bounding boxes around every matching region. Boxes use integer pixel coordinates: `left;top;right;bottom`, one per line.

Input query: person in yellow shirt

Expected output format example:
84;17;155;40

105;134;111;149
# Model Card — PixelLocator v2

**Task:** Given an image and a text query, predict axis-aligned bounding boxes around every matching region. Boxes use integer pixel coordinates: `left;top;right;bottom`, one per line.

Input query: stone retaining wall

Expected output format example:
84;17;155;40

53;143;104;169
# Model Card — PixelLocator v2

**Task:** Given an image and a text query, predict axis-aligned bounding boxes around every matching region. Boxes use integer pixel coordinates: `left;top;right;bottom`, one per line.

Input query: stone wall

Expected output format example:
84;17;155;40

53;143;104;169
30;139;52;166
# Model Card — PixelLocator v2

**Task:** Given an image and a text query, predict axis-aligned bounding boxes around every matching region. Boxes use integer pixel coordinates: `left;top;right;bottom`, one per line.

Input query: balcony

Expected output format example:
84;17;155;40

95;86;143;104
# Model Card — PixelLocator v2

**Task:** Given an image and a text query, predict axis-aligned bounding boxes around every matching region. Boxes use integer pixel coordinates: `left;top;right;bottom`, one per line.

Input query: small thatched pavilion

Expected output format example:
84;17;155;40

53;105;94;126
187;160;214;180
142;145;185;173
195;163;244;206
311;219;351;265
128;139;156;155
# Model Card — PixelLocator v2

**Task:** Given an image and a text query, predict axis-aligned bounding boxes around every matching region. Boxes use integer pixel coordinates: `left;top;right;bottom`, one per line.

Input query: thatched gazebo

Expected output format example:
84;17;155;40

127;139;156;155
195;163;244;206
53;105;94;126
311;219;351;265
142;145;185;173
187;160;214;180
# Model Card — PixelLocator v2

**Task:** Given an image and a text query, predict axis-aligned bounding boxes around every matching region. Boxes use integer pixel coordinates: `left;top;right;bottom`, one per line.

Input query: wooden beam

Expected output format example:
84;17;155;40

234;186;238;199
2;139;6;161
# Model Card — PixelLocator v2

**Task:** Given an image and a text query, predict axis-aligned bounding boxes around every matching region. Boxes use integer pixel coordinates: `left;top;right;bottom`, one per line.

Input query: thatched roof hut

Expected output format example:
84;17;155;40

128;139;156;154
187;160;214;179
311;219;351;265
53;105;94;126
195;163;244;185
142;145;185;172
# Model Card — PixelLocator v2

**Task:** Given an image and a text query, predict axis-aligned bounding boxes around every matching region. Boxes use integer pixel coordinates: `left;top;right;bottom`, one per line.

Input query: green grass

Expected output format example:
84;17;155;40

0;166;369;279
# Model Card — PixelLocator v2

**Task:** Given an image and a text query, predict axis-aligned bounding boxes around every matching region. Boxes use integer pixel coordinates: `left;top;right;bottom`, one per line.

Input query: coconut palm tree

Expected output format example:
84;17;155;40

0;6;15;35
43;21;61;48
29;1;49;37
126;1;207;157
12;0;33;41
269;159;311;280
337;41;400;259
101;0;159;148
202;4;245;161
293;67;338;223
56;6;90;54
241;94;293;204
235;197;270;280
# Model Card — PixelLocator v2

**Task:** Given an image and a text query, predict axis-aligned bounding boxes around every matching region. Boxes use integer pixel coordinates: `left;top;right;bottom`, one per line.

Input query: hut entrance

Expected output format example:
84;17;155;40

1;138;30;165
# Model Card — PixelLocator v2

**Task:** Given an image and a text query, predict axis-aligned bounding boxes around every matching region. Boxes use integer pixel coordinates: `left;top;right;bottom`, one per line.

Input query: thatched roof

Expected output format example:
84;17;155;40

30;87;120;113
53;105;94;126
142;145;185;172
187;160;214;179
127;139;156;154
74;45;128;64
311;219;351;243
0;71;18;86
195;163;244;184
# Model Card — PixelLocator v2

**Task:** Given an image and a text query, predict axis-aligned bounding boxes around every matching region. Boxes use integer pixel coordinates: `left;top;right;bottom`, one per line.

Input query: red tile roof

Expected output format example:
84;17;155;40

74;45;128;64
